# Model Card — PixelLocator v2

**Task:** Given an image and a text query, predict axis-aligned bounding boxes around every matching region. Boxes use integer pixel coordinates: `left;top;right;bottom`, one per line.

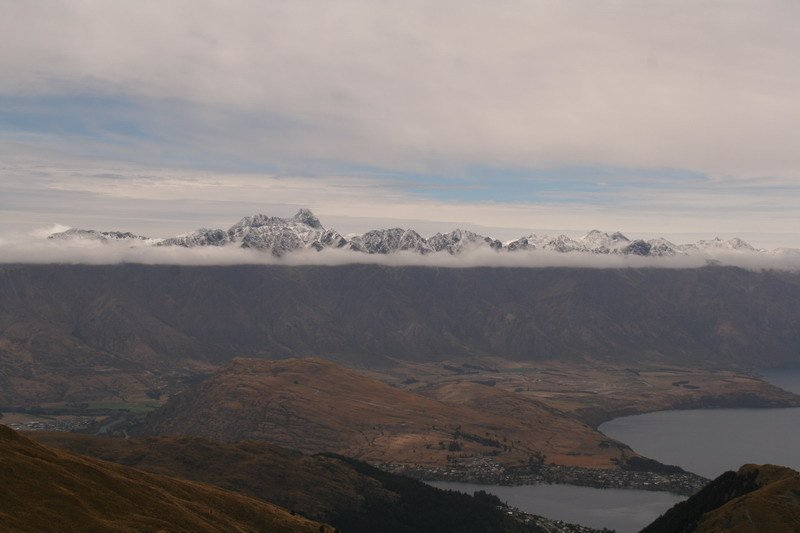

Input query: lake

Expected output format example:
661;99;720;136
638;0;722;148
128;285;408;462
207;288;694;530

431;369;800;532
429;481;683;533
599;369;800;478
760;367;800;394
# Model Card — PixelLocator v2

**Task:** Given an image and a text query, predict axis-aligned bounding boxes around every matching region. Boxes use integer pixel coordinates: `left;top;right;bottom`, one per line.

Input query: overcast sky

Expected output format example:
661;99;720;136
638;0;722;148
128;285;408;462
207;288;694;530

1;1;799;247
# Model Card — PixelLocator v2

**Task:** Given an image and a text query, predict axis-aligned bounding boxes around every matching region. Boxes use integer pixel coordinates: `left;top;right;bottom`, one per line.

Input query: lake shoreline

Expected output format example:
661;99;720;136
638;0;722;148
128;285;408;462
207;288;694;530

412;371;800;533
379;378;800;494
427;480;686;533
579;386;800;430
382;461;707;496
598;368;800;479
377;373;800;495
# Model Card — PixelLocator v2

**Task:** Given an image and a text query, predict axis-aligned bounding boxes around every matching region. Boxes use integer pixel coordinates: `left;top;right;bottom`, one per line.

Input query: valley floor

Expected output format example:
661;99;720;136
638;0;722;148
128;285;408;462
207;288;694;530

367;359;800;492
7;358;797;494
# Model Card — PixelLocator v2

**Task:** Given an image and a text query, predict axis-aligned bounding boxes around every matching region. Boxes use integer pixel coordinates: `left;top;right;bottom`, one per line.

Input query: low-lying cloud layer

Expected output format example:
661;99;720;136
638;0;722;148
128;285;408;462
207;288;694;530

2;232;798;272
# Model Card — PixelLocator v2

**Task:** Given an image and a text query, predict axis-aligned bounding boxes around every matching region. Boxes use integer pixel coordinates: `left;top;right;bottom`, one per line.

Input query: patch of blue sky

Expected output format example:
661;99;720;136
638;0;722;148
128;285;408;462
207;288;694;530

2;94;741;209
0;94;152;141
362;164;710;205
0;94;306;170
458;163;705;184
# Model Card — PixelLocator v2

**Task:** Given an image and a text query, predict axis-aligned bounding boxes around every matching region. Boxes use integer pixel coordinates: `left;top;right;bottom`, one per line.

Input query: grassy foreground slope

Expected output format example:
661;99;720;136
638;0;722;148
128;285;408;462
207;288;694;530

31;432;545;533
0;425;325;533
643;464;800;533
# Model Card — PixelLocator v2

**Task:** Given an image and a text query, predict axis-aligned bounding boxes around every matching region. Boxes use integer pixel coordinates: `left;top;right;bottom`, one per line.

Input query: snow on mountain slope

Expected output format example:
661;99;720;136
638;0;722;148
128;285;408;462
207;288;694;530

159;229;229;247
681;237;758;253
230;209;346;256
348;228;432;254
46;209;793;259
647;238;685;257
505;234;537;251
622;240;652;256
428;229;501;254
48;228;159;244
540;234;587;253
579;230;630;253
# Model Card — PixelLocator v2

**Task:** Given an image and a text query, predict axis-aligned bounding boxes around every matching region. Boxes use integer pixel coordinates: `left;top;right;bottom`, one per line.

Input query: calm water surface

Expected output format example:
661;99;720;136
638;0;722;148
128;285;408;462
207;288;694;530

760;368;800;394
599;369;800;478
429;481;683;533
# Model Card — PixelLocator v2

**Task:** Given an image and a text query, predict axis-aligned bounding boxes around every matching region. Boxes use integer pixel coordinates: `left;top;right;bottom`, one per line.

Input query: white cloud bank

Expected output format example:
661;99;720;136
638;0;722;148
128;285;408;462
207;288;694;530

1;234;798;272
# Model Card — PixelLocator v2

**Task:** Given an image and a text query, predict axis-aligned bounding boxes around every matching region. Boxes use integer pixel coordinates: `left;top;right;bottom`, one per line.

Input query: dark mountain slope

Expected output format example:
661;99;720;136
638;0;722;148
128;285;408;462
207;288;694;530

0;425;325;532
32;431;547;533
642;463;800;532
1;264;799;403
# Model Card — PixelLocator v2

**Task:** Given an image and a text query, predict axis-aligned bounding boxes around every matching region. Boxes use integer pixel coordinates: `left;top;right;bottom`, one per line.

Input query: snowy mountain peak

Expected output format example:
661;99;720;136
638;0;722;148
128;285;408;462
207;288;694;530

45;209;789;259
48;228;154;243
230;209;321;230
623;240;652;256
544;234;586;253
222;210;331;255
230;214;285;232
506;234;538;251
159;228;229;247
580;229;630;251
349;228;433;254
428;229;501;254
681;237;757;253
646;237;684;257
725;237;756;251
292;208;322;228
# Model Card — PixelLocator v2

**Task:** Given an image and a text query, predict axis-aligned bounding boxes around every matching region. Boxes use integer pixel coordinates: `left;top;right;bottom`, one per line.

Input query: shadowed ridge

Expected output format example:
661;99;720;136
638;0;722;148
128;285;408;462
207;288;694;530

642;464;800;533
0;424;327;532
0;423;23;441
0;422;60;459
31;431;548;533
746;462;799;485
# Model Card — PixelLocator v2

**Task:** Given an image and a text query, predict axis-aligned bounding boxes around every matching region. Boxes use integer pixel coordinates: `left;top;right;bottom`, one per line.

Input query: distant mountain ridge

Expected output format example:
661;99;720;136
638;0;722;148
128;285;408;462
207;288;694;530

2;263;800;408
48;208;793;258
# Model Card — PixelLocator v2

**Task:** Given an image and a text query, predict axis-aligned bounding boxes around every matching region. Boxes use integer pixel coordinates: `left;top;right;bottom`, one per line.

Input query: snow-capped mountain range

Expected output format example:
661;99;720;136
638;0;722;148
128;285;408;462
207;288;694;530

47;208;794;258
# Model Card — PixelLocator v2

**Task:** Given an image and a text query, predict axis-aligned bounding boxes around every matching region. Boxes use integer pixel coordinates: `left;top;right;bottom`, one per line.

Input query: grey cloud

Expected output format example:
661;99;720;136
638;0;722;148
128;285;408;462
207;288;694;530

2;3;799;249
2;1;800;179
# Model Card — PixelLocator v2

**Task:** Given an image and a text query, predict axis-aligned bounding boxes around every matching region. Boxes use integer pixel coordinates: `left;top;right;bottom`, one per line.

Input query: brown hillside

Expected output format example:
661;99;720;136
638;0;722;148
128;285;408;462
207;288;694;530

697;464;800;533
31;432;389;524
0;425;325;533
141;357;630;468
30;432;546;533
643;464;800;533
